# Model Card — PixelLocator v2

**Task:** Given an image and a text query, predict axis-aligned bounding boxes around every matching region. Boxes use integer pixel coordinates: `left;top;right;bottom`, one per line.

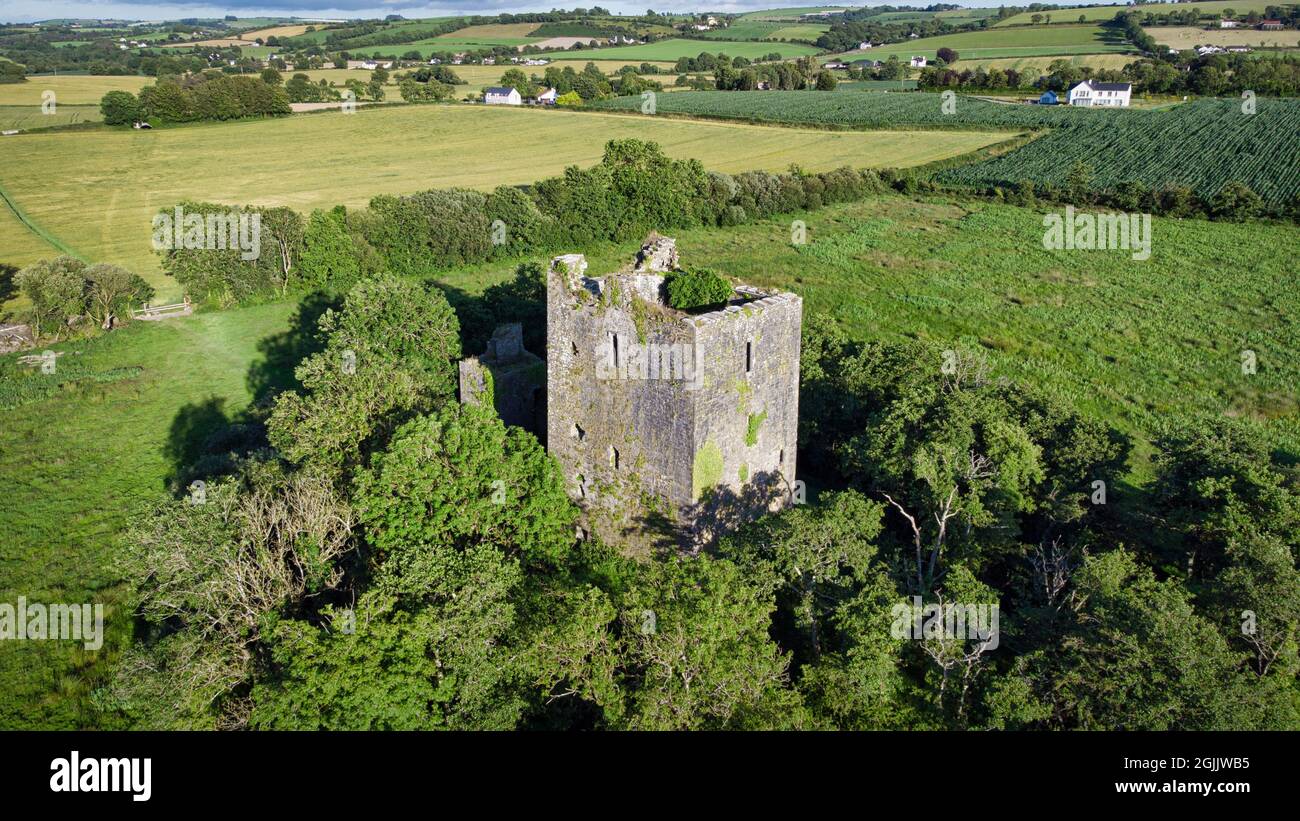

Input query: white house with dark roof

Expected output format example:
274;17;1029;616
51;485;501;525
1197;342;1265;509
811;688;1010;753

484;86;522;105
1068;79;1131;107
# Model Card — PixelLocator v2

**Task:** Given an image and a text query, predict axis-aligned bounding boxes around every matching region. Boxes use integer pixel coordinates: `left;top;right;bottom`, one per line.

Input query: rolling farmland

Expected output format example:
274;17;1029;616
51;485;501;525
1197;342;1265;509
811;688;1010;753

994;0;1280;27
0;104;1012;291
547;38;822;61
830;24;1133;61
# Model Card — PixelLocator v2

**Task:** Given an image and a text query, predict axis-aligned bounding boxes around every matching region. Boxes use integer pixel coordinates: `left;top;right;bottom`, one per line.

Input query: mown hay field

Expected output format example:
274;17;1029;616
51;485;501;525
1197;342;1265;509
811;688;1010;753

0;103;1015;296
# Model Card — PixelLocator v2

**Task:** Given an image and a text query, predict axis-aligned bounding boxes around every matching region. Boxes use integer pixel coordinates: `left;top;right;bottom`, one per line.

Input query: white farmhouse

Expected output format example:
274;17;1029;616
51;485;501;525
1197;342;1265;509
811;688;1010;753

1068;80;1131;108
909;56;927;68
537;87;558;104
484;86;522;106
1220;19;1239;28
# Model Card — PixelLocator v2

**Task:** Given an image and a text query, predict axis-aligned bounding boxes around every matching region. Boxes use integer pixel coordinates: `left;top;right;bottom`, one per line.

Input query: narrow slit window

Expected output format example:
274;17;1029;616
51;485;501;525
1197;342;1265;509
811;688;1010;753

612;333;620;369
609;446;620;470
745;341;753;375
779;448;785;465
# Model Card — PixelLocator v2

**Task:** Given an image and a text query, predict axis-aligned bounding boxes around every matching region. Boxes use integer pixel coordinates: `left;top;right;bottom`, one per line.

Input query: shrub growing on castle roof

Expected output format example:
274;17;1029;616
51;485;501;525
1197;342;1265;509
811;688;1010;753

664;268;733;312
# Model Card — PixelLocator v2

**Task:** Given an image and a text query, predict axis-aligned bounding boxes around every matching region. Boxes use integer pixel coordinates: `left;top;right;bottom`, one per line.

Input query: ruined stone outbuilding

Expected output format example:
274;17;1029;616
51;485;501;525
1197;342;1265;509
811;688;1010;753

458;323;546;435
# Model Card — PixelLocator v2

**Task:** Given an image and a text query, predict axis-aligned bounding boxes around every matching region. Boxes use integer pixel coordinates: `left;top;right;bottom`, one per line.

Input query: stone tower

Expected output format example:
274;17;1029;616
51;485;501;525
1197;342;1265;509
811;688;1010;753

545;236;802;550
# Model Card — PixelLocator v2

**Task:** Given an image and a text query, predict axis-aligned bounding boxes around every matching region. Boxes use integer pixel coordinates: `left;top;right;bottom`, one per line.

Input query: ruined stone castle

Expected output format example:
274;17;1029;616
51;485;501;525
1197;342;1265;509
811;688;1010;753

546;236;802;548
461;235;802;549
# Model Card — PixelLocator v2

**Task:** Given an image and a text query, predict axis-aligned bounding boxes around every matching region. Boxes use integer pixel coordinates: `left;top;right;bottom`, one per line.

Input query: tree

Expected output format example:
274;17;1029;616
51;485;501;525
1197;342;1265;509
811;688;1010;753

267;275;461;481
354;402;579;578
260;67;282;85
300;206;366;291
1209;180;1262;220
936;47;959;64
83;263;153;328
14;256;86;339
616;556;805;730
815;70;837;90
112;469;356;729
99;90;140;125
555;90;582;106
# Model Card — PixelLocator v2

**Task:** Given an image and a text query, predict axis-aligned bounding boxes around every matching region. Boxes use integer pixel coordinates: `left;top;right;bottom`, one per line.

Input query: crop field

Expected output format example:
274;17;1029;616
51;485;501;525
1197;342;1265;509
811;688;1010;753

239;24;313;40
0;75;151;106
595;91;1300;204
831;24;1133;61
738;6;849;20
3;192;1295;726
941;98;1300;205
0;104;1012;295
995;0;1278;27
548;38;823;61
695;21;829;41
1145;26;1300;49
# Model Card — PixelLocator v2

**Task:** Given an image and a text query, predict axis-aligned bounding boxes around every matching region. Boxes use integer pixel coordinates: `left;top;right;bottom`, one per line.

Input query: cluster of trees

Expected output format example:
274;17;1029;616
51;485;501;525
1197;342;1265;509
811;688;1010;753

918;52;1300;97
714;58;829;91
163;140;892;304
816;10;957;54
13;256;153;340
1129;53;1300;98
977;165;1276;223
672;52;776;74
101;73;291;124
104;275;1300;729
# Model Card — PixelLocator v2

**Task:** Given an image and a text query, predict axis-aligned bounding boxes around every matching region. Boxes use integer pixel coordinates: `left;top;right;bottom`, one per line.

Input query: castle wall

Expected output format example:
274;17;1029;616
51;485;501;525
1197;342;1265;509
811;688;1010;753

689;290;802;513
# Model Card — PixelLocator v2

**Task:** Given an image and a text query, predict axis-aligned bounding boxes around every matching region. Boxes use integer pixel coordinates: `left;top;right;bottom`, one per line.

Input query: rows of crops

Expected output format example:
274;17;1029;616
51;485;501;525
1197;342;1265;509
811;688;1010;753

591;91;1300;204
941;98;1300;204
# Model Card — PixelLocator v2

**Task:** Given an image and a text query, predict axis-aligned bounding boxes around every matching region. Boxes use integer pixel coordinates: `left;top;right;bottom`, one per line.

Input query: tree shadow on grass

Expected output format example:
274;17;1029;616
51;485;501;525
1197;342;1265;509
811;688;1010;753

245;290;341;406
0;264;17;310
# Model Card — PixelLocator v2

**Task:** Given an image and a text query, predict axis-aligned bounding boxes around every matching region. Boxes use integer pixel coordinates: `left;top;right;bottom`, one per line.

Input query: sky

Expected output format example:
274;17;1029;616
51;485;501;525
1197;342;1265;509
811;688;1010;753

0;1;1119;26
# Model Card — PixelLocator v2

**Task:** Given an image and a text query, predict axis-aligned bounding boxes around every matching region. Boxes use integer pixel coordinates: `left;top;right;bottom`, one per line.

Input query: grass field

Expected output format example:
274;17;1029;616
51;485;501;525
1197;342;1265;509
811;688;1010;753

0;104;100;131
950;54;1138;76
0;104;1013;296
0;75;150;106
831;24;1133;61
549;38;823;61
0;300;298;729
433;22;542;41
0;205;61;291
995;1;1278;27
1145;26;1300;49
3;192;1295;727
